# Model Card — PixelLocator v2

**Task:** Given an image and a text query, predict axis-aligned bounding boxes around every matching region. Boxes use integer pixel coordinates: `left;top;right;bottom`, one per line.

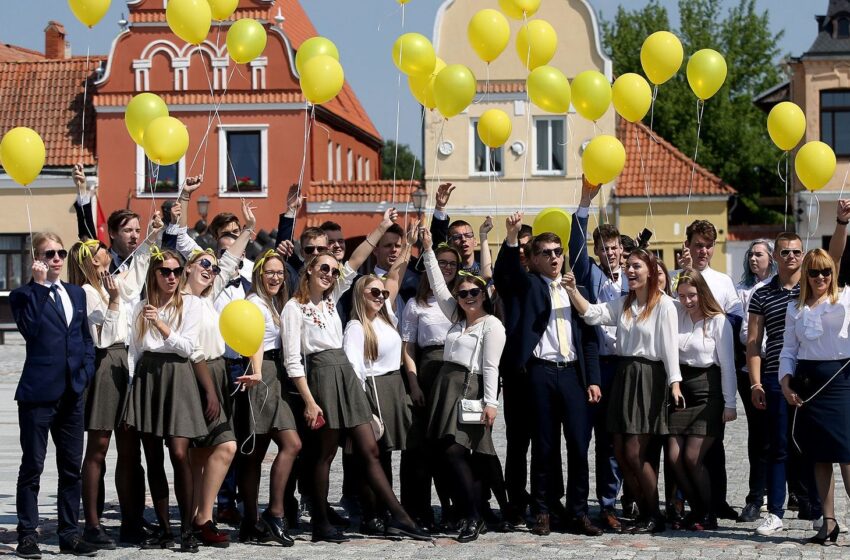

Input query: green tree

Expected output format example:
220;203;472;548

381;140;424;182
602;0;785;224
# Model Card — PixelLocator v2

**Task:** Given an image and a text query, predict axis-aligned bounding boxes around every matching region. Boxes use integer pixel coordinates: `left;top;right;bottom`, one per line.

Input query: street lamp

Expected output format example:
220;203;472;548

196;195;210;221
411;185;427;218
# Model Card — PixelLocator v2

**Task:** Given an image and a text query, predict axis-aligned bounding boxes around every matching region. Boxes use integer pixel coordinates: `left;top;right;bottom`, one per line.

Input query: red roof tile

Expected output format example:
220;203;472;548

0;57;105;167
307;180;420;203
727;225;784;241
616;119;736;198
0;43;46;62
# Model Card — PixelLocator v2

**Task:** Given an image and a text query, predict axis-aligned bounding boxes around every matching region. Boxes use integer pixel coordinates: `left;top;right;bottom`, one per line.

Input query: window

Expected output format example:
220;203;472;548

365;159;371;181
335;144;342;181
327;141;333;181
217;125;268;196
0;234;31;292
821;90;850;156
347;149;353;181
534;117;566;175
135;147;184;196
838;18;850;38
357;155;363;181
470;119;503;176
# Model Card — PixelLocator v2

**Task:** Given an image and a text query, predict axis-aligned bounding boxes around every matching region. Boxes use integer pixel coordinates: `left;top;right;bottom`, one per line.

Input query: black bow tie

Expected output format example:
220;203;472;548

227;278;242;289
610;272;619;282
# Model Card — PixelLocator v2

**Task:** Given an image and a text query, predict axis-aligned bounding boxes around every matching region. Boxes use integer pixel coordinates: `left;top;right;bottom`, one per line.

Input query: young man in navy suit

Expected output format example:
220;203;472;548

11;232;97;558
494;212;602;537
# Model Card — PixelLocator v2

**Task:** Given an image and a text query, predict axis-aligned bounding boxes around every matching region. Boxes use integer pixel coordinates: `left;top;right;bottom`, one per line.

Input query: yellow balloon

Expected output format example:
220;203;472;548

687;49;727;100
295;37;339;76
499;0;541;20
433;64;476;119
532;208;572;245
640;31;683;85
767;101;806;152
226;19;267;64
468;9;510;63
68;0;111;27
612;73;652;123
582;135;626;185
408;58;446;109
300;54;345;105
0;127;45;186
143;116;189;166
219;299;265;357
207;0;237;21
398;0;411;4
477;109;512;148
392;33;436;77
527;65;571;113
572;70;612;122
166;0;211;45
125;93;169;146
795;141;836;192
515;19;557;70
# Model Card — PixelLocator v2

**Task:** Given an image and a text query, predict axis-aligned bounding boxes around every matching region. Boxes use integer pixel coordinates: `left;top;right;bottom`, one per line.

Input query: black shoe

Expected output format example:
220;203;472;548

140;527;175;549
787;493;799;511
326;505;350;528
808;517;840;545
311;526;349;543
385;518;432;541
737;502;761;523
360;517;386;536
715;502;738;521
631;516;666;534
622;500;640;520
15;535;41;559
238;520;261;543
456;518;487;543
83;526;116;550
180;528;199;553
260;509;294;547
58;535;98;557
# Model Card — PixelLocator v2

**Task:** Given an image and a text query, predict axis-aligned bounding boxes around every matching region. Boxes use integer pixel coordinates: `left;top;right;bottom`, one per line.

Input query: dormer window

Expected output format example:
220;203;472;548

837;17;850;38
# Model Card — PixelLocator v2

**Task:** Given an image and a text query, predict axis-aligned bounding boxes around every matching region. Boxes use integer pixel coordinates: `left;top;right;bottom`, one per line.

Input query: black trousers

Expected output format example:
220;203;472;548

737;371;768;505
17;390;84;541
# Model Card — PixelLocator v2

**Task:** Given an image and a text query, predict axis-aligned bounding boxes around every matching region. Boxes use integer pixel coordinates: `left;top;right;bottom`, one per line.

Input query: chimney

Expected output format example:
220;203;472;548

44;21;68;59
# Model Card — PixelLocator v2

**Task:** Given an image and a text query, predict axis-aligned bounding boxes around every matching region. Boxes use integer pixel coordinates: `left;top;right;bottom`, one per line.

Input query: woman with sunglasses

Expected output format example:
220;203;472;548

419;228;506;543
282;208;429;543
779;248;850;545
125;248;207;552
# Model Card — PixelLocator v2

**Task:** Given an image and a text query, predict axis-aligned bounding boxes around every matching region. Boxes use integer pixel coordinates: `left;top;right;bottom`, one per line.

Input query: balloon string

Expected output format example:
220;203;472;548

519;12;532;213
838;155;850;201
805;193;820;251
291;103;316;240
79;45;91;163
427;118;446;230
231;361;270;457
776;151;790;231
685;98;705;218
645;84;659;226
635;126;655;231
25;187;34;260
403;108;427;231
391;4;406;206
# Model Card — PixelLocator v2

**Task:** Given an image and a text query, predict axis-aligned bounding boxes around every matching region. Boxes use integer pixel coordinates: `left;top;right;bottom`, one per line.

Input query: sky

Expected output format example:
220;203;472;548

2;1;825;155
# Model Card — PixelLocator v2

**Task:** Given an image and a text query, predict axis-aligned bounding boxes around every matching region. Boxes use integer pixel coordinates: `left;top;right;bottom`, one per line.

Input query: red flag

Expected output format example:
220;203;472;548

96;198;108;245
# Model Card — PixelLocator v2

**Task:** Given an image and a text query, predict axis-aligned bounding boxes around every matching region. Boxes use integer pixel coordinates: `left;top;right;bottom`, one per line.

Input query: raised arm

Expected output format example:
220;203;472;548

346;207;399;273
383;219;418;312
570;176;601;287
276;185;304;270
430;182;454;244
176;175;203;228
829;199;850;268
73;163;97;240
494;212;532;293
420;228;457;320
478;216;494;281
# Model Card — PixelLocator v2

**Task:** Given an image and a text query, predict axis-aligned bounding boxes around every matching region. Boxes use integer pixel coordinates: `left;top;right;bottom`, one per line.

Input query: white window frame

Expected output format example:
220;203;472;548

469;118;504;178
347;149;353;181
217;124;269;198
135;145;184;198
532;116;567;176
365;158;371;181
357;155;363;181
335;144;342;181
327;141;333;181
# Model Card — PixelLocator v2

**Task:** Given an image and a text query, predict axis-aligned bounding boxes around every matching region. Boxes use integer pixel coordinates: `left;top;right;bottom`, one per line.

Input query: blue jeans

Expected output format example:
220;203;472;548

763;376;787;518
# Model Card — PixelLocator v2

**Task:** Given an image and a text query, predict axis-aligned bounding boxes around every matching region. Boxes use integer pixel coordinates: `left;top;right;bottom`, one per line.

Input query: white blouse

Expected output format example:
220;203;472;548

343;314;402;390
779;288;850;380
248;293;283;353
400;295;452;347
281;262;356;378
677;309;737;409
581;294;683;385
128;294;202;377
83;284;125;349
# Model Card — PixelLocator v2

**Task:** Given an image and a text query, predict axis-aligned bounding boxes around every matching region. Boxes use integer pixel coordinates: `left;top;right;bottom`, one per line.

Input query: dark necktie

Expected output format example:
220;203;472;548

50;285;67;325
610;272;619;283
227;278;242;289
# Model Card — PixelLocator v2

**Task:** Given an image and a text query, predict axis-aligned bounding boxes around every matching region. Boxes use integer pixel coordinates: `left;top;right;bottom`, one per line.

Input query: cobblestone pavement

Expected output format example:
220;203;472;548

1;334;849;558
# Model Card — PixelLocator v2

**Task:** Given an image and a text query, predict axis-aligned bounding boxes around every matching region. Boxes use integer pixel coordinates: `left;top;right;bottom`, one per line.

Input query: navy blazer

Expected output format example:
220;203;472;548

11;280;95;403
494;242;600;388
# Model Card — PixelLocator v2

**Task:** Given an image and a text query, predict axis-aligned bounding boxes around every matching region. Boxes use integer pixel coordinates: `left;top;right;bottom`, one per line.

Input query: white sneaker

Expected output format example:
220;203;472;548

755;513;784;536
813;516;824;531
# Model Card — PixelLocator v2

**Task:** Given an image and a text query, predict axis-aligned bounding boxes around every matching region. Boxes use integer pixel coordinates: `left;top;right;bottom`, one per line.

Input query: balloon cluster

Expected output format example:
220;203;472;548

125;93;189;166
765;101;833;192
297;37;345;105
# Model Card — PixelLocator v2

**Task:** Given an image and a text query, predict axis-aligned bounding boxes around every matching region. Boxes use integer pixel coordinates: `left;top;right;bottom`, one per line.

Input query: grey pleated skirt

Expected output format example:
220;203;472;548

607;356;670;436
240;357;297;436
85;344;130;431
193;357;237;448
364;370;413;451
125;352;209;439
426;361;496;456
669;364;723;436
406;345;444;450
306;348;372;430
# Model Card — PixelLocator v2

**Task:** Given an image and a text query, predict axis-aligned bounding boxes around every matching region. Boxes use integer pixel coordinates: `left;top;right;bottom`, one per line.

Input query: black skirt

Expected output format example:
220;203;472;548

364;370;413;451
85;344;129;431
793;359;850;463
193;357;237;448
668;364;724;436
405;345;444;450
426;361;496;456
306;348;373;430
607;356;670;435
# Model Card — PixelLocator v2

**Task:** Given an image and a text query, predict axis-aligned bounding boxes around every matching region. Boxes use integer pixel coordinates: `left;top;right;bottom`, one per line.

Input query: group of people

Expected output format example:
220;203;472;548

11;168;850;558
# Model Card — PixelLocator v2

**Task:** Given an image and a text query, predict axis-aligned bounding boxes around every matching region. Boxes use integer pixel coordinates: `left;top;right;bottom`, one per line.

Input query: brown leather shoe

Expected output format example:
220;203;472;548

571;514;603;537
531;513;551;536
598;509;622;532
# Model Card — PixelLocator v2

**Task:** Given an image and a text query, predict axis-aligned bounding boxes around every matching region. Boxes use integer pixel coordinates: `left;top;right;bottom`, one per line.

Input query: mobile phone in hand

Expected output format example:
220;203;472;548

311;415;326;430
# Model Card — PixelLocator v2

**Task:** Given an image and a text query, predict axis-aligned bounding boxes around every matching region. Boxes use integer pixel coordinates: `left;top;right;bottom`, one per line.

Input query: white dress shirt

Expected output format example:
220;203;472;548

779;288;850;380
44;281;73;326
677;308;738;409
343;313;402;390
248;294;282;353
128;294;202;377
597;268;622;356
400;296;452;347
82;284;124;348
533;276;576;362
581;294;682;385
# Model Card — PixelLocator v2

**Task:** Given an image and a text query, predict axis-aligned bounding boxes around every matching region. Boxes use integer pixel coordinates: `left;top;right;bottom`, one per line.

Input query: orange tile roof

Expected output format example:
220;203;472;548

307;180;420;203
0;56;106;167
727;225;784;241
0;43;46;62
616;119;736;198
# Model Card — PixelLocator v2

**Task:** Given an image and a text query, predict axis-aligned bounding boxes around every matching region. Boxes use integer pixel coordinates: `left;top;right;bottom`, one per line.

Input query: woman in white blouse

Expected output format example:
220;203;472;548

670;270;737;530
282;208;428;544
780;248;850;545
420;228;506;543
125;248;206;552
564;249;683;534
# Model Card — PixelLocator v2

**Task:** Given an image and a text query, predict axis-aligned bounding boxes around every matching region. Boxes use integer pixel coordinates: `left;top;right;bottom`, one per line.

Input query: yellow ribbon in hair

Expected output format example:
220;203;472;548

76;239;102;266
150;245;165;262
253;249;278;272
190;247;215;259
457;269;486;285
674;274;692;289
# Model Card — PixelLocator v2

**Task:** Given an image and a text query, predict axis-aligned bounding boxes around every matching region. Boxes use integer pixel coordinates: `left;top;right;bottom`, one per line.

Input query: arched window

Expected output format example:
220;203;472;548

837;17;850;38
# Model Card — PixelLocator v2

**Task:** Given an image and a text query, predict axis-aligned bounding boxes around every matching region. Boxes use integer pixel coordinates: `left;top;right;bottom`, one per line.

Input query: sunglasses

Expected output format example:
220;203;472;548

198;258;221;276
42;249;68;260
157;266;184;278
534;247;564;258
456;287;483;299
807;268;832;278
318;263;341;278
449;232;475;243
437;259;459;269
780;248;803;258
366;287;390;300
304;245;329;255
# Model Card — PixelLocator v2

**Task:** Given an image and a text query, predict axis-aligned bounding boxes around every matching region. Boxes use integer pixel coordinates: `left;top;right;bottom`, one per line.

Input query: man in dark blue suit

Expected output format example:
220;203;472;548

494;212;602;537
11;232;97;558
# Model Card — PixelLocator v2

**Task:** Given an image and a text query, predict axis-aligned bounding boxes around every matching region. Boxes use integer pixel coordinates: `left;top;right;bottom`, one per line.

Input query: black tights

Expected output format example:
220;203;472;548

240;430;302;523
473;453;509;514
614;434;660;519
359;450;393;520
667;435;715;517
441;441;479;521
83;428;145;529
141;435;193;530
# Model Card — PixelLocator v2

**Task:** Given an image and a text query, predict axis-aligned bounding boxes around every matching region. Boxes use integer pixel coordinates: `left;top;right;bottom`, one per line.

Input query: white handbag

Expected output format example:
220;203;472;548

368;375;386;440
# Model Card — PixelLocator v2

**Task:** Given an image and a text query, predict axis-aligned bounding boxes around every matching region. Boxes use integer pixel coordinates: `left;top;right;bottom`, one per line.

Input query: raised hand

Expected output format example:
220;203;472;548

580;174;602;207
286;184;303;213
562;271;577;291
73;163;86;194
435;182;455;210
381;207;399;228
839;199;850;223
677;245;692;270
183;175;203;193
505;211;523;243
151;210;165;233
102;272;120;302
241;199;256;231
276;240;295;259
406;218;421;246
32;261;48;284
419;227;433;251
480;215;494;237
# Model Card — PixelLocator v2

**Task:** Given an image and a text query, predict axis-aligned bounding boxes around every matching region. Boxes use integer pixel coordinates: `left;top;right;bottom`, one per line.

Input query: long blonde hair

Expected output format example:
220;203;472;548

294;253;339;304
68;240;107;303
247;251;288;327
350;275;394;362
675;268;724;320
135;248;184;342
179;250;218;299
798;249;839;309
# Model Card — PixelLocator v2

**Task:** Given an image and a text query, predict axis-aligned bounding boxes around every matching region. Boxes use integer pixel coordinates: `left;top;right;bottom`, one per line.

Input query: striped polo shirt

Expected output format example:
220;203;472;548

747;275;800;377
